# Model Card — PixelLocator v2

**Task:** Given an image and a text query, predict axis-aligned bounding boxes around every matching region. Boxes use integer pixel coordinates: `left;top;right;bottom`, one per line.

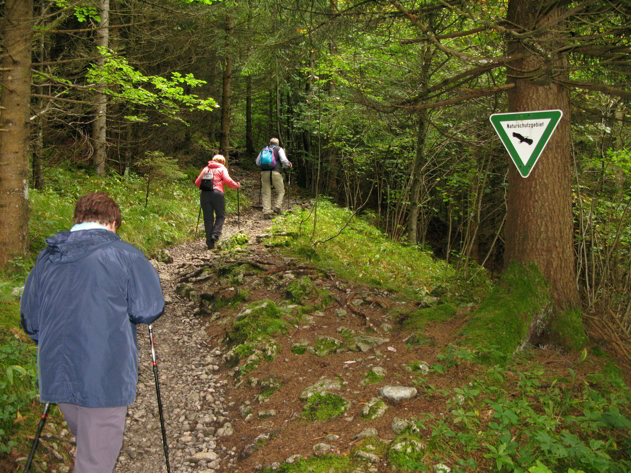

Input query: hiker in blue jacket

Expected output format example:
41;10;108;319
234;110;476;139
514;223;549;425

256;137;292;219
21;192;164;473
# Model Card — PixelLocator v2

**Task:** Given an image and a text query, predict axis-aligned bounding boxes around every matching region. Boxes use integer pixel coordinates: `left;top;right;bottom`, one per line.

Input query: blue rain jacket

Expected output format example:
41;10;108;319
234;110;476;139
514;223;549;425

20;228;164;407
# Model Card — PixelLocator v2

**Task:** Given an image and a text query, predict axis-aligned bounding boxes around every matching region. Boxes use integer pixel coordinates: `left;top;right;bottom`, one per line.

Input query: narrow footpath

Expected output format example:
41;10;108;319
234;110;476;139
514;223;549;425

117;167;295;473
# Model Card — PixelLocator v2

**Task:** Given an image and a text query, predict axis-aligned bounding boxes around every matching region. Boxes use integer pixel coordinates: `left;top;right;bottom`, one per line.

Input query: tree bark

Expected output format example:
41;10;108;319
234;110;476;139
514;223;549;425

92;0;110;176
219;54;232;159
408;108;428;244
246;75;254;155
0;0;33;268
504;0;580;309
219;16;233;160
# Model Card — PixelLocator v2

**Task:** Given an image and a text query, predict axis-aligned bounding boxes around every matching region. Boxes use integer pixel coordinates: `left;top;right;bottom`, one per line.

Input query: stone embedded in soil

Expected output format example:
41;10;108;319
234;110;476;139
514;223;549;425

299;378;343;401
361;397;388;420
379;385;418;403
352;428;378;440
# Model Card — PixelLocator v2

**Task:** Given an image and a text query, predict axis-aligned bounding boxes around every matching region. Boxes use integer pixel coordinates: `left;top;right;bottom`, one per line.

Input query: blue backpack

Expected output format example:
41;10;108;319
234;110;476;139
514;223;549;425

259;146;277;170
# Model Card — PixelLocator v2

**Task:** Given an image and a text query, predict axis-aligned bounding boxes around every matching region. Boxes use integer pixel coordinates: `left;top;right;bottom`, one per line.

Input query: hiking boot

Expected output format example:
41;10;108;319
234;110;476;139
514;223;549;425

263;213;273;220
273;207;281;214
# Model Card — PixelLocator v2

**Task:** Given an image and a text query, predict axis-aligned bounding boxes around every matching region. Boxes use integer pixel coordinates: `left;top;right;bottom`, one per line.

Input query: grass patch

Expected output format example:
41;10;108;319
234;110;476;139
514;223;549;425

275;199;472;300
402;303;458;331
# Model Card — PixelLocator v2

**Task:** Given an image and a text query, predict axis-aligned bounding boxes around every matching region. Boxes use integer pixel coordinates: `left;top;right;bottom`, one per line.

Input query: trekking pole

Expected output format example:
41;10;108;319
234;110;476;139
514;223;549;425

195;204;202;238
237;186;240;230
23;403;50;473
287;168;292;210
148;325;172;473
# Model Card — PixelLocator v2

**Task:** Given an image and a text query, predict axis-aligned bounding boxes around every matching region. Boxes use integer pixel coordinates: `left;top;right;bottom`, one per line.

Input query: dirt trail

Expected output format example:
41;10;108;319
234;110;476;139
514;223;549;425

116;166;311;473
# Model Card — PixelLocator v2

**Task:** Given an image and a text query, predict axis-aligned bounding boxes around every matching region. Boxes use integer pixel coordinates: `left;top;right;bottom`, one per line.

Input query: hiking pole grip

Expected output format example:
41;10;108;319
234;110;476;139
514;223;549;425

24;403;49;473
148;325;172;473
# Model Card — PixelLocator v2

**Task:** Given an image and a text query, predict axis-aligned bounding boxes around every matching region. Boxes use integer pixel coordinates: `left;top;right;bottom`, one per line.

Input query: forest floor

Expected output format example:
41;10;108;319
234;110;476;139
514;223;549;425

11;165;631;473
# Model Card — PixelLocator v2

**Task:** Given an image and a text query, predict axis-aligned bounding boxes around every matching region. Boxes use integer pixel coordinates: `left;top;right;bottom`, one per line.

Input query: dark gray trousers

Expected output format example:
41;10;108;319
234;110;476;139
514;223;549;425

60;403;127;473
200;189;225;248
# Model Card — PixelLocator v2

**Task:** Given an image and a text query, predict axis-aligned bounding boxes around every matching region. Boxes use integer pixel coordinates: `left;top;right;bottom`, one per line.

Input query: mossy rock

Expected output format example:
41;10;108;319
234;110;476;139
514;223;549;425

302;392;350;422
203;288;249;311
291;339;310;355
362;367;386;385
227;301;287;346
175;283;199;301
285;276;315;303
260;375;282;398
308;336;345;356
300;378;343;401
217;231;249;251
360;397;388;420
387;435;428;471
296;245;320;261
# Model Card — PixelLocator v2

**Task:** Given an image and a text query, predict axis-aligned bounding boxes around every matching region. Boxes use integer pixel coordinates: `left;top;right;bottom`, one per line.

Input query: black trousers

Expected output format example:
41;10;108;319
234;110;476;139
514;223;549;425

200;189;225;248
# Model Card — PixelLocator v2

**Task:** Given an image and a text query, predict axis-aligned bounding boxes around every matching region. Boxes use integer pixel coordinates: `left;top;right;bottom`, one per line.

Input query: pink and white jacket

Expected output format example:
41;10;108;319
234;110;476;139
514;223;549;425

195;161;240;193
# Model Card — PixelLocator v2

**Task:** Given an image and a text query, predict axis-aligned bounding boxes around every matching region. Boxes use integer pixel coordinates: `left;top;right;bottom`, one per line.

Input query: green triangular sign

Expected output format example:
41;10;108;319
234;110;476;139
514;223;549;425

490;110;563;178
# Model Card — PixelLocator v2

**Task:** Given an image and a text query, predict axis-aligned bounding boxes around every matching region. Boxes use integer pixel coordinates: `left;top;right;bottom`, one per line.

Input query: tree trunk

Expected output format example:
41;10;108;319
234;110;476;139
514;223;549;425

219;16;233;160
220;55;232;159
275;58;282;142
504;0;580;309
0;0;33;268
408;108;428;244
92;0;110;176
246;75;254;155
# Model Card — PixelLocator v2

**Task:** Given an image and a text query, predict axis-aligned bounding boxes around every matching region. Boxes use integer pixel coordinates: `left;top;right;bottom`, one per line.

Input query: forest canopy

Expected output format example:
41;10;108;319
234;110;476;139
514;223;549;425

1;0;630;321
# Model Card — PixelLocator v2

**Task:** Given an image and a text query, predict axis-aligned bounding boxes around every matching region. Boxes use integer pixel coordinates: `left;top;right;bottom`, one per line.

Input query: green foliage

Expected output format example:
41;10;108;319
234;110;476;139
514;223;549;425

86;49;218;122
53;1;99;22
0;332;38;452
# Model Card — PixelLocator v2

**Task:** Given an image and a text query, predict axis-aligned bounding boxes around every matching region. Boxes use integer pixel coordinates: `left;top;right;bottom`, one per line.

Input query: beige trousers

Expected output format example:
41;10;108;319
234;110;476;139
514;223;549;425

261;170;285;214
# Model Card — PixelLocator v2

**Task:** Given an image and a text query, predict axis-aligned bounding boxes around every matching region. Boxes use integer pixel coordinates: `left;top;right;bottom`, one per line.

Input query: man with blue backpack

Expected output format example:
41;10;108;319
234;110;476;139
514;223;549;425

256;137;292;219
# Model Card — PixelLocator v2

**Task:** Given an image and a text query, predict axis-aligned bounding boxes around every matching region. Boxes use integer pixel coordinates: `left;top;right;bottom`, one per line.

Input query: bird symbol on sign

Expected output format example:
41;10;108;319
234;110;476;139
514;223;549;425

512;132;533;145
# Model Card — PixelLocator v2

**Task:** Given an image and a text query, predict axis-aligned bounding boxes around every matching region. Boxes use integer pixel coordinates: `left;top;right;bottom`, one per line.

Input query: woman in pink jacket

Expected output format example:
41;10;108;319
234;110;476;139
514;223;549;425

195;155;240;249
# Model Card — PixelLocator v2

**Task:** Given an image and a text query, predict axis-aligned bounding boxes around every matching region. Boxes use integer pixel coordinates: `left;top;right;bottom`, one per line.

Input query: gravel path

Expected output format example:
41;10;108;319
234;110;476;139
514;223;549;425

117;169;295;473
